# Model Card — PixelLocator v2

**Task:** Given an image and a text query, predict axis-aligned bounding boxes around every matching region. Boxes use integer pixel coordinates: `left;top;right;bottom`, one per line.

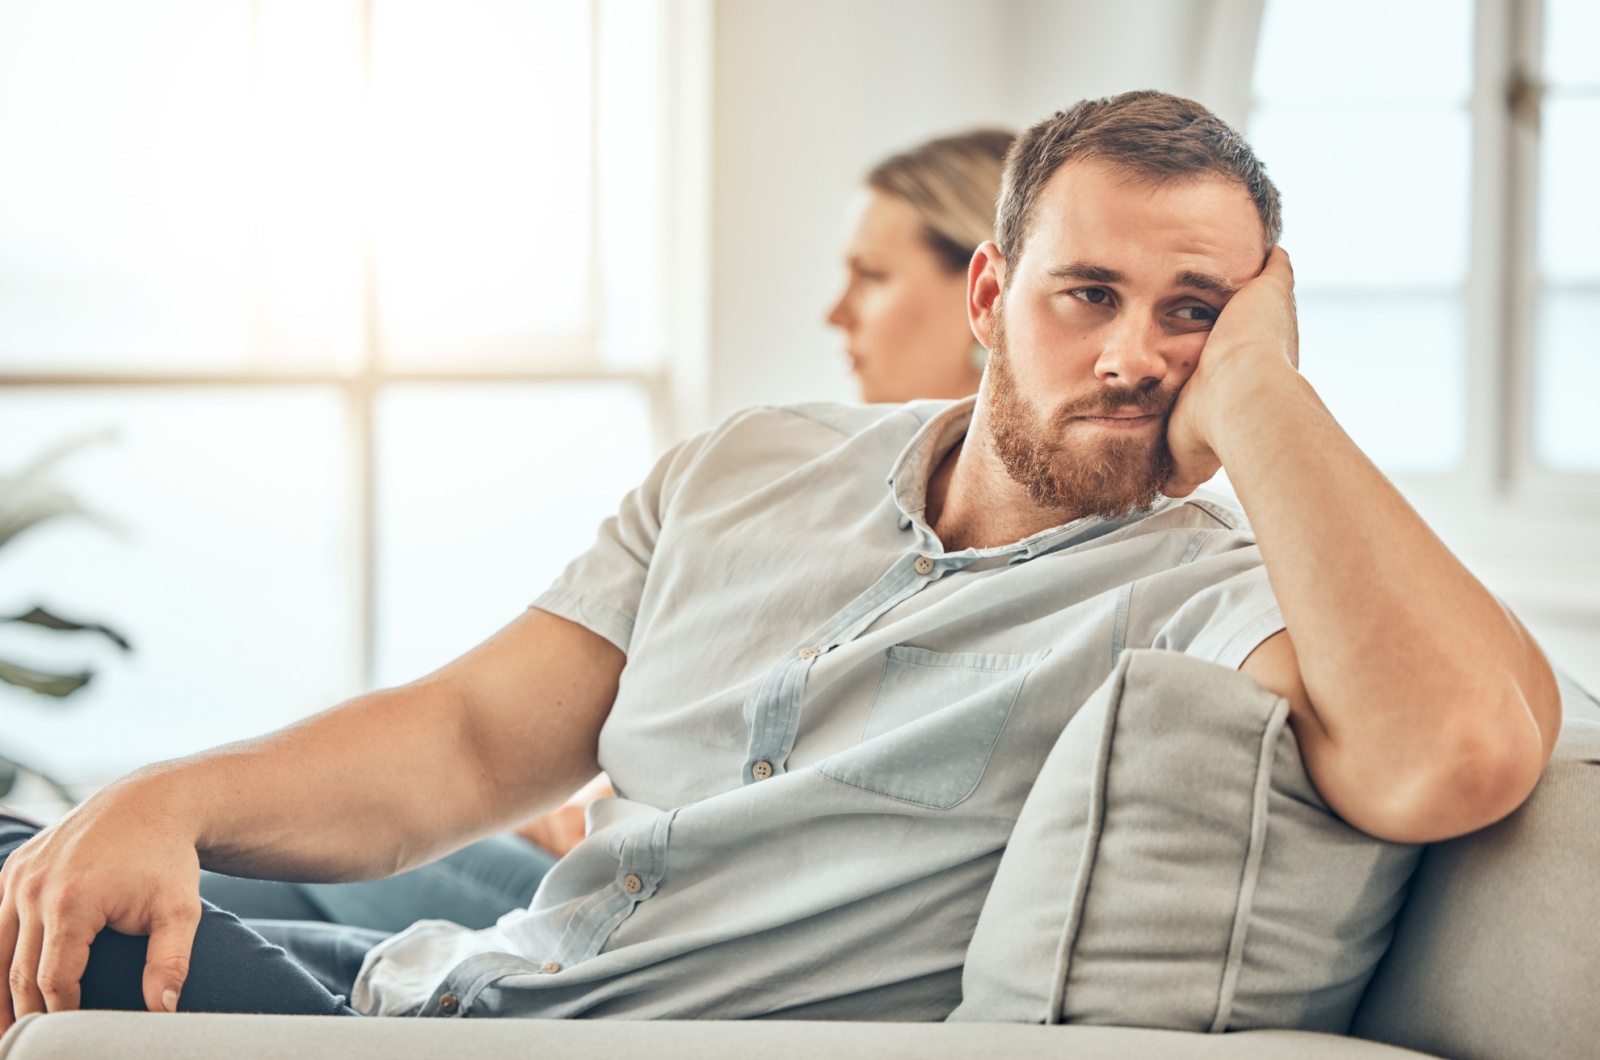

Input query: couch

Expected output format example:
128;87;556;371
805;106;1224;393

2;665;1595;1060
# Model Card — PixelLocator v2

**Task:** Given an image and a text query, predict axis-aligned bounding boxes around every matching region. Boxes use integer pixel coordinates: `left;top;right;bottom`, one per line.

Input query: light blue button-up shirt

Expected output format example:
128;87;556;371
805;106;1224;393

352;397;1284;1020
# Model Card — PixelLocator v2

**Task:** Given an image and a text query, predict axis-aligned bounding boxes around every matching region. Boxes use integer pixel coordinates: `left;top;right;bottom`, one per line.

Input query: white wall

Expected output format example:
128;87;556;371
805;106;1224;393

1007;0;1207;121
708;0;1009;420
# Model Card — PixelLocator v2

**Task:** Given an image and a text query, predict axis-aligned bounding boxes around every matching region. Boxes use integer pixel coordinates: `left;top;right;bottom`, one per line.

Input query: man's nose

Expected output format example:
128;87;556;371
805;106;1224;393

1093;317;1168;388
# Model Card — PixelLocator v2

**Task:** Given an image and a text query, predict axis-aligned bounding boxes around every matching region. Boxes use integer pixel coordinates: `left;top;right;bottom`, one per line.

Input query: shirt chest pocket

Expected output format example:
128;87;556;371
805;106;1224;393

817;645;1049;809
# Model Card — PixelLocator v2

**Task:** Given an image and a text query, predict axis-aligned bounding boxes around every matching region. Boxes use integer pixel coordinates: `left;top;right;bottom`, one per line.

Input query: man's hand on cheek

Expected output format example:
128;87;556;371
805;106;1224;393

1163;247;1300;497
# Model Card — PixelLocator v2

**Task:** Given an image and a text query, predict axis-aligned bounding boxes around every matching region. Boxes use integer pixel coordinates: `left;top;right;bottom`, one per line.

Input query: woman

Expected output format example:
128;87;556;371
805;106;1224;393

199;127;1015;931
827;128;1013;403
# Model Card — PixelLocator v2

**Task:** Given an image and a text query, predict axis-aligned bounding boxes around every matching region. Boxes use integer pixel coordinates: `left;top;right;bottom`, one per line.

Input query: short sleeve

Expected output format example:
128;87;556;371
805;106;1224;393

532;430;711;655
1151;547;1285;670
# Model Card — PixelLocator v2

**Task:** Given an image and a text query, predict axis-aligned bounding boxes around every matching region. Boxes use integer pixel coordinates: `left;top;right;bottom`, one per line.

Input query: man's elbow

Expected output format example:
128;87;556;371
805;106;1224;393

1421;714;1549;839
1348;684;1556;845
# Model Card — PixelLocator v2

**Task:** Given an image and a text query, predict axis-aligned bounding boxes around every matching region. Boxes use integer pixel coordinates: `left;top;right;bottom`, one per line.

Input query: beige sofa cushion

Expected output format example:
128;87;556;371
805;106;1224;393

0;1012;1441;1060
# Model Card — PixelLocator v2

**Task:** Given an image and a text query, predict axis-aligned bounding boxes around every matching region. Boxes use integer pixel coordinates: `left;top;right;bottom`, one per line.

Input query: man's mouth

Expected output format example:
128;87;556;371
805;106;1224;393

1075;411;1162;429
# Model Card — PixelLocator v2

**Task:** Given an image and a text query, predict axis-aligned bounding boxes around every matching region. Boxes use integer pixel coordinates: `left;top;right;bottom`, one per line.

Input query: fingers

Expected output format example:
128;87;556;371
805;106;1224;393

1264;245;1293;282
1274;248;1300;369
0;891;18;1031
36;919;90;1013
549;804;589;857
1240;247;1298;371
0;813;206;1024
7;906;45;1021
1164;460;1222;500
141;900;200;1015
5;885;97;1022
514;815;555;853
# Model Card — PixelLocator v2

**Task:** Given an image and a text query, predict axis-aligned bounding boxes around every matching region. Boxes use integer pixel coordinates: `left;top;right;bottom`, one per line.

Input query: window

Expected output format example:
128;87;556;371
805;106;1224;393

0;0;692;785
1528;0;1600;473
1250;0;1473;474
1249;0;1600;692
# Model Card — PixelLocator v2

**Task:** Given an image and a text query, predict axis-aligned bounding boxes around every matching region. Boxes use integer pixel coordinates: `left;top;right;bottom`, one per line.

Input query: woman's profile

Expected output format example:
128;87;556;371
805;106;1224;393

828;129;1013;403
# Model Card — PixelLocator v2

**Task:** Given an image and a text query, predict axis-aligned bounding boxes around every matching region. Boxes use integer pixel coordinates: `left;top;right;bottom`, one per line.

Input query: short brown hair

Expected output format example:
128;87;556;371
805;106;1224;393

996;91;1280;265
868;128;1015;274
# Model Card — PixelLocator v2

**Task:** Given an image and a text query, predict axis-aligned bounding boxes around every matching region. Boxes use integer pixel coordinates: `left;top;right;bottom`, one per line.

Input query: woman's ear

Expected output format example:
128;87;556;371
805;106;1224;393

967;241;1005;348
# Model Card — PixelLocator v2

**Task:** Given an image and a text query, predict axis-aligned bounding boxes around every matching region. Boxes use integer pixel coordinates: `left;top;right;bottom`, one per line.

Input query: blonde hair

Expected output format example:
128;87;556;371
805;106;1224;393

867;128;1015;275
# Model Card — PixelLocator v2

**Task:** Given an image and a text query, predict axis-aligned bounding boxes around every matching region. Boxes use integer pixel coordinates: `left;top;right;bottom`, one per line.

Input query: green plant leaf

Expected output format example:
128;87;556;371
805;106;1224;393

0;486;87;551
2;428;115;486
0;429;117;550
0;755;77;807
0;658;91;697
3;607;131;651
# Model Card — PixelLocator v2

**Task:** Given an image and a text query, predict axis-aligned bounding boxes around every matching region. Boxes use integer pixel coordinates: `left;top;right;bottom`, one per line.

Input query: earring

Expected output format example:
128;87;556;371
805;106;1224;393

970;342;989;373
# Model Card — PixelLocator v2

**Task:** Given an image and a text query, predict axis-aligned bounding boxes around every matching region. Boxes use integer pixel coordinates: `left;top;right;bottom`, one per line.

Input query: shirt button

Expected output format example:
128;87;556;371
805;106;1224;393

914;555;935;575
438;993;459;1014
751;760;774;781
799;646;821;659
540;960;563;974
623;873;643;895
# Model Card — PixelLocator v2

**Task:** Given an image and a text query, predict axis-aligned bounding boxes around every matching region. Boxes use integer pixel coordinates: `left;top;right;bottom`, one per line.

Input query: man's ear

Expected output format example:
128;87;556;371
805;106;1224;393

967;241;1005;348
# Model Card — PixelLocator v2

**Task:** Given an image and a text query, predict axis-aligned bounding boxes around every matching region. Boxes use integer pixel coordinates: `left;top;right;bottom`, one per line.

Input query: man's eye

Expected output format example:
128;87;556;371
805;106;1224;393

1174;304;1217;323
1072;287;1112;305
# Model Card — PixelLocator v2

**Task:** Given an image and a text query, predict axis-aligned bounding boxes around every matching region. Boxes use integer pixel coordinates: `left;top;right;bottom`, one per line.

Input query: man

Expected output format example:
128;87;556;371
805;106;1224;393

0;91;1559;1027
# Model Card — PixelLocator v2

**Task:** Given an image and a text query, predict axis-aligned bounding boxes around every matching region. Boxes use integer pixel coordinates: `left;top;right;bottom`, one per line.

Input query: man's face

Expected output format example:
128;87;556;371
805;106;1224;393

976;160;1266;518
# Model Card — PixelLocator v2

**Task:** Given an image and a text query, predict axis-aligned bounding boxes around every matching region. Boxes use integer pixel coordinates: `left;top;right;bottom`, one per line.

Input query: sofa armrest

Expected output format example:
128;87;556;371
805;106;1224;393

1350;672;1600;1060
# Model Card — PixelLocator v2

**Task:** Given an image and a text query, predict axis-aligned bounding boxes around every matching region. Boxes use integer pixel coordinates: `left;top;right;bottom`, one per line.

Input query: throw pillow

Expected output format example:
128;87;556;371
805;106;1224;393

948;648;1421;1033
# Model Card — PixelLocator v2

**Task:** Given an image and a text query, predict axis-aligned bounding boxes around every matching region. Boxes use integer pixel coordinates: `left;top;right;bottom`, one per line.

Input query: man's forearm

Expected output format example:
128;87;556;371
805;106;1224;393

1215;363;1559;841
123;681;510;884
0;610;618;1027
106;608;620;884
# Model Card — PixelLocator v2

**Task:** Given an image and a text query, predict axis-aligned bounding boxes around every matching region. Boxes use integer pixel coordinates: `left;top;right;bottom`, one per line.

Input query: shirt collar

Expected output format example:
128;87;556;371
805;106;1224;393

885;395;1171;558
887;397;977;528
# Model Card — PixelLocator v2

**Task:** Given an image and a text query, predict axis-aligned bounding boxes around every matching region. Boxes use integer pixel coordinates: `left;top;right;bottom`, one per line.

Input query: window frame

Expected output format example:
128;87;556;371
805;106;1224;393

1407;0;1600;636
0;0;711;690
1496;0;1600;506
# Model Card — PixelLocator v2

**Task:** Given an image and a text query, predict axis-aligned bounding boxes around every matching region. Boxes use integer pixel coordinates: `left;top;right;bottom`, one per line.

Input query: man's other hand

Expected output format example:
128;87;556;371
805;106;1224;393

514;773;614;858
1164;246;1299;497
0;785;201;1030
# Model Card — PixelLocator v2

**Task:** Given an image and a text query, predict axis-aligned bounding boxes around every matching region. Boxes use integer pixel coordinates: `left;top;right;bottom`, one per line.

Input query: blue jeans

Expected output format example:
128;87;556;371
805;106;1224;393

198;833;555;932
0;825;381;1016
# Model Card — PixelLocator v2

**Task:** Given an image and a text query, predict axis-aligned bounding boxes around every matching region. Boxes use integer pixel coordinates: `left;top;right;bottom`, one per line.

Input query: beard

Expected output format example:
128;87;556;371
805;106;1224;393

984;307;1178;520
